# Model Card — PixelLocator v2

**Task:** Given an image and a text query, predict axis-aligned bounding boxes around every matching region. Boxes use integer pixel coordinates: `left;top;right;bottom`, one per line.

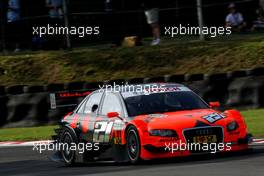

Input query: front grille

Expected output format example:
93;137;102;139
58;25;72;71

183;127;223;153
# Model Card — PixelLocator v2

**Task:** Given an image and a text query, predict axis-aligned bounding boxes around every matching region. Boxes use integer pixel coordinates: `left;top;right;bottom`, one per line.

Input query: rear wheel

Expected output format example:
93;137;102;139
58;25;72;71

59;127;78;166
126;126;141;164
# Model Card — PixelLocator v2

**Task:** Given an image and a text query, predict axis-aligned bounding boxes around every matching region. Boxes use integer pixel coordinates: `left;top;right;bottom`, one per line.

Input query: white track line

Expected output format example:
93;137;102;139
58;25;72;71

252;139;264;144
0;140;53;147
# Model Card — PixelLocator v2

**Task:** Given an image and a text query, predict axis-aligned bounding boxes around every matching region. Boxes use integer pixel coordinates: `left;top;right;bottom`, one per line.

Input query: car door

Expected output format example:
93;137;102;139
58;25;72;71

76;91;103;141
92;92;124;144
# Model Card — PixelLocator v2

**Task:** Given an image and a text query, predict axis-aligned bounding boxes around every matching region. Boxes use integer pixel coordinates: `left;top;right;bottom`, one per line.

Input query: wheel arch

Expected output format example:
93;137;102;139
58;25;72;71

122;122;145;145
58;122;80;141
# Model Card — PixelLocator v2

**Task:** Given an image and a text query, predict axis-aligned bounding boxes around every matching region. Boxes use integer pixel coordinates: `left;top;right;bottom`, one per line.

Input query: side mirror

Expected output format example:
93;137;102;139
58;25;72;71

209;102;220;108
91;104;98;113
107;112;119;118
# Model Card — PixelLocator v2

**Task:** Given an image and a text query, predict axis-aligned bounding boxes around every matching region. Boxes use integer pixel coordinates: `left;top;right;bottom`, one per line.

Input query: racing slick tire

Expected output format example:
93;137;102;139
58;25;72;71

126;126;141;164
59;126;78;166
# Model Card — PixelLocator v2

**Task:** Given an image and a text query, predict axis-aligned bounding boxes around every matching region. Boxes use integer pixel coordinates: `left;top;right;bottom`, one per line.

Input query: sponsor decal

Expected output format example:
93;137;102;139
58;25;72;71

148;114;167;118
202;113;225;123
159;137;178;142
113;138;122;144
144;114;168;123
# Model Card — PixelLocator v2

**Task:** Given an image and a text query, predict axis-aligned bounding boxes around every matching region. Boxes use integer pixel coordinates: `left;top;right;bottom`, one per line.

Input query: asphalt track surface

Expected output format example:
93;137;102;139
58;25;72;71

0;145;264;176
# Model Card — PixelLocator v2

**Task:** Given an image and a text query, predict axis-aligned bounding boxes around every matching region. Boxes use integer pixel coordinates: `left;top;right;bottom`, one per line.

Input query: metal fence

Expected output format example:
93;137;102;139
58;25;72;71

0;0;259;50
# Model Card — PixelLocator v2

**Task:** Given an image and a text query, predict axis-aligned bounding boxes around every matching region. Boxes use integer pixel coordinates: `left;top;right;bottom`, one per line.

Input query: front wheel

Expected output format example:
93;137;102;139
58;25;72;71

59;127;78;166
126;126;141;164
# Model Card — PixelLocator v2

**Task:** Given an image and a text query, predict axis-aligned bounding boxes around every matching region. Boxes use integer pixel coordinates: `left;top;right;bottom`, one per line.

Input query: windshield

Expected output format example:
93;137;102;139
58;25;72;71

123;91;208;117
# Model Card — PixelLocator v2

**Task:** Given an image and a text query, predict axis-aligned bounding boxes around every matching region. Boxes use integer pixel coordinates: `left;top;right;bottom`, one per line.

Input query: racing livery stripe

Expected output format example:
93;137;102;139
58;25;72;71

82;116;90;133
70;114;79;128
63;112;73;121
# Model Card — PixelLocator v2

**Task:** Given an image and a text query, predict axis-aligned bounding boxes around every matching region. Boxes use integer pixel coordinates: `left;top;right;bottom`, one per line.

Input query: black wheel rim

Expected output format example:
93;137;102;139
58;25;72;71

128;130;139;160
61;132;74;163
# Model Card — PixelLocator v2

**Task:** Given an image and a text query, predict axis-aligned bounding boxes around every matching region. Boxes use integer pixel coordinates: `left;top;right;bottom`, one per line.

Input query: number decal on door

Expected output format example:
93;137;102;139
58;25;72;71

93;121;114;143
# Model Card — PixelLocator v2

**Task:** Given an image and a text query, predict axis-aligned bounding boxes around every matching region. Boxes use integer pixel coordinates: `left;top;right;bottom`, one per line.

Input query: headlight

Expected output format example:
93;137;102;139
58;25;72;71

227;121;239;132
149;129;178;137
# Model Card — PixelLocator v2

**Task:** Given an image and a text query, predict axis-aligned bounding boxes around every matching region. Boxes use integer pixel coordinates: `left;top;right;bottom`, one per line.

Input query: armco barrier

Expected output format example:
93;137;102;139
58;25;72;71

5;93;49;128
0;68;263;128
186;80;230;107
204;73;228;81
226;76;264;109
45;83;65;92
185;74;204;82
83;82;105;90
227;70;247;79
6;85;25;95
165;74;185;83
0;95;8;126
185;79;212;100
203;73;231;105
247;67;264;76
144;77;166;83
0;86;5;95
64;82;85;91
107;79;126;86
23;86;45;94
127;78;144;84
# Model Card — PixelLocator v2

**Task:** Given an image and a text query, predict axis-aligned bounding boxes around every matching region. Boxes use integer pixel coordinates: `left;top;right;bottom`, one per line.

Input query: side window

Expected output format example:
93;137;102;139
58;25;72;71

101;93;122;116
83;92;103;114
76;97;88;113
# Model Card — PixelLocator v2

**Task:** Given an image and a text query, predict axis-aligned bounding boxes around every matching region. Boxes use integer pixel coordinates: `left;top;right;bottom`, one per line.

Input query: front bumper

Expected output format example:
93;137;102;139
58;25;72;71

141;134;252;159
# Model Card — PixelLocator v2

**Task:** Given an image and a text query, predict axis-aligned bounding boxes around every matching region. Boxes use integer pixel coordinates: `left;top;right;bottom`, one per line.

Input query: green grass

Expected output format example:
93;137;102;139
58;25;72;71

0;109;263;141
0;125;57;142
242;109;264;137
0;34;264;86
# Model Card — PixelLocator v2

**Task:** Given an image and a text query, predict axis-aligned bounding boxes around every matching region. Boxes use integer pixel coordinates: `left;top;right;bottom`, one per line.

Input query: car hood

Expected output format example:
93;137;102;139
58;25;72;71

134;109;227;130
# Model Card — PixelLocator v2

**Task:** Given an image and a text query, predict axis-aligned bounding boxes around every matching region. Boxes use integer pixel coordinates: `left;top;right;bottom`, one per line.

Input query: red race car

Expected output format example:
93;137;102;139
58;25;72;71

52;83;252;165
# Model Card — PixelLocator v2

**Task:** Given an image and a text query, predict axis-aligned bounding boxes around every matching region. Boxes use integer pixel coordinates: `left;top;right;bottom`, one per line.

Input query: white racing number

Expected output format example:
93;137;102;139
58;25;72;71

93;121;114;143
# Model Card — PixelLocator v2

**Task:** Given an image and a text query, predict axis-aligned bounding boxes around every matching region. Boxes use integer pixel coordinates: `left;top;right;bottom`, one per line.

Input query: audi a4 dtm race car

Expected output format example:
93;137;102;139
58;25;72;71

51;83;252;165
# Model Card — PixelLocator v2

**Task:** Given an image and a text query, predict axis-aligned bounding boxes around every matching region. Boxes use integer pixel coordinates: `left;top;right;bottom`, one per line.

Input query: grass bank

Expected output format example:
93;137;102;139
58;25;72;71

0;34;263;86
